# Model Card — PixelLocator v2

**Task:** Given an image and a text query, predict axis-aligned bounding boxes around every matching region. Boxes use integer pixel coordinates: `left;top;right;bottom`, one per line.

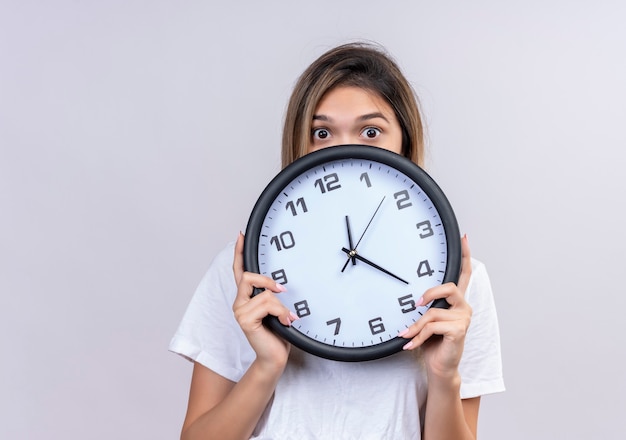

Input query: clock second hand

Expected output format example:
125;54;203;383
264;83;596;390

341;247;409;285
341;196;386;272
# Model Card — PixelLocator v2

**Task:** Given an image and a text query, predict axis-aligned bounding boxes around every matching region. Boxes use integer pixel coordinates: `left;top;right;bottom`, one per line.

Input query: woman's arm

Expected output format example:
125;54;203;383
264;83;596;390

180;360;283;440
400;235;479;439
180;233;295;440
423;375;480;439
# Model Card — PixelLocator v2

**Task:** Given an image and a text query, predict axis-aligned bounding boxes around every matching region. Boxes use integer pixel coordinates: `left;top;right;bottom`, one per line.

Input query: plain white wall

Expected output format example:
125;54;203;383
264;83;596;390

2;1;625;438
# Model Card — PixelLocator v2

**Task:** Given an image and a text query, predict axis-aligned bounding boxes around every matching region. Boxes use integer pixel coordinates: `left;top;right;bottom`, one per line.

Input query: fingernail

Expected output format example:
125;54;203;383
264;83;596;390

402;341;414;350
275;283;287;292
289;311;299;321
398;328;409;337
416;296;424;307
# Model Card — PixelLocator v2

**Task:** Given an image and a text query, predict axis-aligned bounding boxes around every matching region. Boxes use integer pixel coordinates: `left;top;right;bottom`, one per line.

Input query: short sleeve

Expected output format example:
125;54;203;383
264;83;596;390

459;259;506;398
168;242;255;382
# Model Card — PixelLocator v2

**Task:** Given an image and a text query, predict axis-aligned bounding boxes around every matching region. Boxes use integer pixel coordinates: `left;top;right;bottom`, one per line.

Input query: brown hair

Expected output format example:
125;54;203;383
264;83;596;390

281;42;424;168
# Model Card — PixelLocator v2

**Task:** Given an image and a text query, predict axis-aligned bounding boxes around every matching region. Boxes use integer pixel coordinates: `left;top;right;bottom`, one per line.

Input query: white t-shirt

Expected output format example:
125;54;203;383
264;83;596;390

169;241;505;439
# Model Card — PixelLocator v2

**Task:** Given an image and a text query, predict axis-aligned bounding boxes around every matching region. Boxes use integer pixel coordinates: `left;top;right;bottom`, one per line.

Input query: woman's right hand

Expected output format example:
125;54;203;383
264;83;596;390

232;232;295;373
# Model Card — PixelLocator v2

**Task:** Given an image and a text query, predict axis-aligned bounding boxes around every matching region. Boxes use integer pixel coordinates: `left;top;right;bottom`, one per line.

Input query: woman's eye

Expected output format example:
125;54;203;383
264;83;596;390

312;128;330;140
362;127;381;139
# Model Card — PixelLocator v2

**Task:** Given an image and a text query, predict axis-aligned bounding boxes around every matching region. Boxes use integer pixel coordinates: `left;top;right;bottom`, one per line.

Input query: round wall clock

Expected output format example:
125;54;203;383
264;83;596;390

244;145;461;362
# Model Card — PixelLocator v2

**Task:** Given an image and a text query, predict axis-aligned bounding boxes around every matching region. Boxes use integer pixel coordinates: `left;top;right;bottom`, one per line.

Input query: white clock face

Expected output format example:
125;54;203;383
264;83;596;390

254;151;454;354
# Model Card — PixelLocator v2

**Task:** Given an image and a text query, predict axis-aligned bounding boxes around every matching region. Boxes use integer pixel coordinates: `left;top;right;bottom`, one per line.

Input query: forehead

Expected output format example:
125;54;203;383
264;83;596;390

314;86;393;115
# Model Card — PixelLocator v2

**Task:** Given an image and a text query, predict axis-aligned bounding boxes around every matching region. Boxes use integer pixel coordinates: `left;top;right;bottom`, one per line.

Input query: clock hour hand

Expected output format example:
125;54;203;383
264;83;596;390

341;247;409;285
345;215;356;266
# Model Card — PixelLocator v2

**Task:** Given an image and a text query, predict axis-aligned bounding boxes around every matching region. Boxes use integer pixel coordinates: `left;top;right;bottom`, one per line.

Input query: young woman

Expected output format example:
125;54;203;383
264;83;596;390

170;42;504;440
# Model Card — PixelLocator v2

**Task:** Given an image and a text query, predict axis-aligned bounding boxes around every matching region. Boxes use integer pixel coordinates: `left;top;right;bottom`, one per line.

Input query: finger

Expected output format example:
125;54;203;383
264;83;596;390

233;232;245;284
456;234;472;294
401;318;468;351
233;232;288;296
235;289;296;327
234;270;287;307
399;305;469;338
420;281;470;310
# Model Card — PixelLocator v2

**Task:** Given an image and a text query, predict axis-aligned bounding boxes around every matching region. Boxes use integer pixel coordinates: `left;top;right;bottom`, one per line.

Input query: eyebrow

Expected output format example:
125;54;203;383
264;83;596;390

312;112;390;123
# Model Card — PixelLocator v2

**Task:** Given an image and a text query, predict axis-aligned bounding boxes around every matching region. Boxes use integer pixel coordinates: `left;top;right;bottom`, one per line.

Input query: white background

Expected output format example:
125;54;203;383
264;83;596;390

1;1;625;439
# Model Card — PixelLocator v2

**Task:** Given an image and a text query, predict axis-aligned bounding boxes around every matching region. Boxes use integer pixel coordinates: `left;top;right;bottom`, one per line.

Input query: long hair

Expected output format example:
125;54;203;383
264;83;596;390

281;42;424;168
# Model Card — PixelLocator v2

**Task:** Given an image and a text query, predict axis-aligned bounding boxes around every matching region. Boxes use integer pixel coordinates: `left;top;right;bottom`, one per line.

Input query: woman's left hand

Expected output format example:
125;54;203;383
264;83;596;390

399;234;473;379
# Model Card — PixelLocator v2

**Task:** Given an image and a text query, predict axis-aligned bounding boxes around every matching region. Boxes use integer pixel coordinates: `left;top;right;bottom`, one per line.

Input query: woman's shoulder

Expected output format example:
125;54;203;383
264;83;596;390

183;241;238;309
470;256;487;273
210;240;237;268
469;257;491;289
198;240;237;282
465;256;497;309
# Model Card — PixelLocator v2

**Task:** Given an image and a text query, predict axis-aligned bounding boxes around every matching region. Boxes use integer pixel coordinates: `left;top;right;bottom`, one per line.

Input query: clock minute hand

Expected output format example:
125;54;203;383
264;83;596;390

341;247;409;285
354;196;386;249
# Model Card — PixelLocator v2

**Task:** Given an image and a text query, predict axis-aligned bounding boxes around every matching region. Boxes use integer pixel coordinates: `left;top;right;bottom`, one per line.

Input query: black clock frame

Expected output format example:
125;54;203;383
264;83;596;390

244;145;461;362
